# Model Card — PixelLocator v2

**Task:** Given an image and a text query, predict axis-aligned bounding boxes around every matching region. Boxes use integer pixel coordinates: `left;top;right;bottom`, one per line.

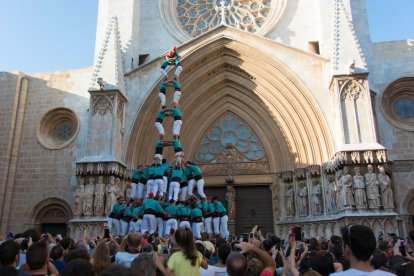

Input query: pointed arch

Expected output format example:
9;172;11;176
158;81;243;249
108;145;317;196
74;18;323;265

125;32;334;173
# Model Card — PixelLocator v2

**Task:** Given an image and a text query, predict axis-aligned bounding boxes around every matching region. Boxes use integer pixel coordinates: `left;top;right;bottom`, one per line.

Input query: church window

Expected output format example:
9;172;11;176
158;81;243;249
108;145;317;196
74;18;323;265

37;108;80;149
176;0;279;37
196;112;267;163
381;77;414;131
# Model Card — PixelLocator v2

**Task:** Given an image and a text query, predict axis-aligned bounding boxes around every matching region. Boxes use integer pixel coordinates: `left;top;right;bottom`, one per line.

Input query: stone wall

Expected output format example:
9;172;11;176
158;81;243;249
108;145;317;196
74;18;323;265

0;68;92;233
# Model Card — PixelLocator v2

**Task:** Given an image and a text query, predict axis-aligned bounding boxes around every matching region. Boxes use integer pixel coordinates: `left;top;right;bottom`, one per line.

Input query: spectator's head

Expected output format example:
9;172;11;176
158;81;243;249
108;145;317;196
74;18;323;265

91;240;111;275
261;239;273;252
142;243;153;253
127;232;142;250
309;237;322;251
378;240;390;252
329;235;342;247
60;237;74;250
331;244;343;261
246;257;263;276
371;250;387;269
341;225;376;262
195;240;206;256
227;252;247;276
0;240;19;267
61;259;95;276
50;244;64;260
174;227;198;266
101;265;127;276
26;241;48;271
218;243;230;264
22;229;40;243
66;247;90;262
129;253;156;276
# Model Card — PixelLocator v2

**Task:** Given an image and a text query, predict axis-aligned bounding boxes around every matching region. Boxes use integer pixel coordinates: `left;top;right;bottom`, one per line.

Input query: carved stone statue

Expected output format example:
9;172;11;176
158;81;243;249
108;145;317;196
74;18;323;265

311;180;322;215
325;174;337;213
338;166;355;209
73;183;84;216
365;164;381;209
226;185;236;220
285;185;294;217
353;167;367;209
378;165;394;209
298;183;308;216
105;176;121;215
94;176;105;216
83;177;95;216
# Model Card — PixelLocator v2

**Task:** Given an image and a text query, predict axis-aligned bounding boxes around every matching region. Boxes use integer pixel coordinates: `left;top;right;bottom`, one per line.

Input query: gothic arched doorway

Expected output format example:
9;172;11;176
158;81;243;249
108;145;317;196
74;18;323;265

29;198;72;237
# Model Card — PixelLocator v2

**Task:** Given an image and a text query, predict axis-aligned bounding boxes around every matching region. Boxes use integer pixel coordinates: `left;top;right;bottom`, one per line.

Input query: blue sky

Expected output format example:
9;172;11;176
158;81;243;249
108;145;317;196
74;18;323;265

0;0;413;73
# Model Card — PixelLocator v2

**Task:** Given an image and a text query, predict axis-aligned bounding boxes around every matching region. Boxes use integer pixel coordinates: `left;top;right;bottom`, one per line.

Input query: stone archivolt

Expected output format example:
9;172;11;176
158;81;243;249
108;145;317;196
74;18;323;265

125;32;334;172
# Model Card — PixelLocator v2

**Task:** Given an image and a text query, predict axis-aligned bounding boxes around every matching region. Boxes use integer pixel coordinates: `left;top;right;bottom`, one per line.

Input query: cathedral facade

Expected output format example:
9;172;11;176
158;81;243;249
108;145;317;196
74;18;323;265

1;0;414;239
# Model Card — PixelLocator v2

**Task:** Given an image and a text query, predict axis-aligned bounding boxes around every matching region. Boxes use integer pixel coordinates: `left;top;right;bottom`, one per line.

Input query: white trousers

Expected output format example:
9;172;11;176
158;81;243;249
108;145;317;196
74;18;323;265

220;215;229;239
196;179;206;198
130;183;138;199
120;220;129;236
142;214;157;234
154;179;163;196
160;68;167;77
173;120;182;136
173;91;181;105
108;217;121;236
187;179;195;197
168;181;180;201
180;186;188;201
179;220;191;229
163;176;168;194
147;179;158;196
165;218;178;236
174;65;183;78
129;220;139;233
204;217;213;234
157;217;165;237
159;93;166;106
137;183;145;199
155;122;165;135
213;217;220;235
192;222;203;239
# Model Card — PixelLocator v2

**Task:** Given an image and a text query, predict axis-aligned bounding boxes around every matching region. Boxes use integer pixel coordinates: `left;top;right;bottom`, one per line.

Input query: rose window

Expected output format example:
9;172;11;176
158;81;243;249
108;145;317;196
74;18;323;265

196;112;267;163
177;0;276;37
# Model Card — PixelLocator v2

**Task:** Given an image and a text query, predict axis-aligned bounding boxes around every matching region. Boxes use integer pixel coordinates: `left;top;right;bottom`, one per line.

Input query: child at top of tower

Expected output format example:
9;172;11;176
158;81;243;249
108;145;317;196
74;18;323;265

160;46;183;82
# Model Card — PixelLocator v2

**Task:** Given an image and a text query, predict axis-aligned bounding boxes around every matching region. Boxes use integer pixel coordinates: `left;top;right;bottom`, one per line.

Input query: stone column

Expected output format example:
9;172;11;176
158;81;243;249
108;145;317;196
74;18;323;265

226;185;236;234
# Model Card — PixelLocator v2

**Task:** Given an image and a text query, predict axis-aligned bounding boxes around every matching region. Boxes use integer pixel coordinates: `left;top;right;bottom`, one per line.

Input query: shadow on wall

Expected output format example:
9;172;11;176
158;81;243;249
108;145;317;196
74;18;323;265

0;71;89;234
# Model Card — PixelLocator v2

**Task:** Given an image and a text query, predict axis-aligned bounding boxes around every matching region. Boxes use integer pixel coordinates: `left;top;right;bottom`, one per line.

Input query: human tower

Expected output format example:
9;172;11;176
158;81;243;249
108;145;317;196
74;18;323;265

107;46;229;240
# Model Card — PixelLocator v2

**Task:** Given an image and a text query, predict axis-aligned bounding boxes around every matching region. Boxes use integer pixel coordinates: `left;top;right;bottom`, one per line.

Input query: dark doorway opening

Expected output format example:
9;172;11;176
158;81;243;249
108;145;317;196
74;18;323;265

42;223;67;237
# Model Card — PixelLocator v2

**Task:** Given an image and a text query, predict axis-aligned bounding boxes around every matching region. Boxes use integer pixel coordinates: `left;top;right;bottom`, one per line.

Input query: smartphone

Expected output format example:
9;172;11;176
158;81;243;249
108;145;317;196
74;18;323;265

104;228;110;239
242;233;249;242
294;226;302;241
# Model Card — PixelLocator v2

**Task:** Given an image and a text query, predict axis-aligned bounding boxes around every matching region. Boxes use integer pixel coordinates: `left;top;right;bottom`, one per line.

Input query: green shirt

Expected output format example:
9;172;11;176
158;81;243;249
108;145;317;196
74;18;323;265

143;166;150;179
191;207;202;218
132;206;140;217
171;107;182;118
165;205;179;216
112;202;124;215
171;167;184;179
132;169;143;180
172;140;182;151
215;201;227;213
179;206;192;217
160;82;167;91
171;80;181;89
141;198;164;213
124;207;133;217
187;164;202;176
156;109;166;121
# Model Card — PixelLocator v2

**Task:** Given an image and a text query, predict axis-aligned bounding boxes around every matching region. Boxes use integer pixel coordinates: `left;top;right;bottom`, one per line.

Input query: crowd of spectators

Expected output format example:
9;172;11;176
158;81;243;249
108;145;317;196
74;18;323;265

1;224;414;275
